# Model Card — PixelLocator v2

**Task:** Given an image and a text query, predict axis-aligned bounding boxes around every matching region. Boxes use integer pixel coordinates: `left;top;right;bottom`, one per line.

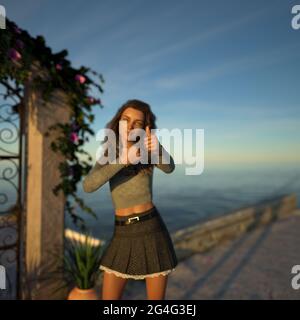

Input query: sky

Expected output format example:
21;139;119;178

2;0;300;167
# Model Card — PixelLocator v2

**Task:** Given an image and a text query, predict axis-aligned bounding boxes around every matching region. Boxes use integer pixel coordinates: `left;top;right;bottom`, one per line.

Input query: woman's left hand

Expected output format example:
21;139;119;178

143;125;160;156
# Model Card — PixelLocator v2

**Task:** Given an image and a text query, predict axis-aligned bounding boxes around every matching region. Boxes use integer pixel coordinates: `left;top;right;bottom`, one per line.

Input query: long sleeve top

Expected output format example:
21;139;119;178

82;143;175;209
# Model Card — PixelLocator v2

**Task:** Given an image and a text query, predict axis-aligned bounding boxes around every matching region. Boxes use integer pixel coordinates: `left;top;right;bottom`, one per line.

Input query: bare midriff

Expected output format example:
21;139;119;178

114;201;154;217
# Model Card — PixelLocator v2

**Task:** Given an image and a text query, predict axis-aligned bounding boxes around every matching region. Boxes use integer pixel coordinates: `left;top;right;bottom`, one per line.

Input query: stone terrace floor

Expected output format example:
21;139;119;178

122;210;300;300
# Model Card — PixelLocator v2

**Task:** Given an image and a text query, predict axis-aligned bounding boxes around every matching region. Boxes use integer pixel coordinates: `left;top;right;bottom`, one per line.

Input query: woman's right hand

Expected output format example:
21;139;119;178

119;124;140;165
119;144;141;165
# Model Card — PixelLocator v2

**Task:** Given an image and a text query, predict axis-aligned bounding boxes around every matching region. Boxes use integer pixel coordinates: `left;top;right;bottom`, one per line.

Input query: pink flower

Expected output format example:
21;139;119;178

70;132;79;143
8;48;22;61
55;63;62;70
86;97;102;105
15;39;24;50
75;74;86;84
87;96;95;104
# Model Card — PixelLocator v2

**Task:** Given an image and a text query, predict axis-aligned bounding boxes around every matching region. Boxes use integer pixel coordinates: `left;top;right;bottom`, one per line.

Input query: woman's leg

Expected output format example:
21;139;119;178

145;274;168;300
101;271;128;300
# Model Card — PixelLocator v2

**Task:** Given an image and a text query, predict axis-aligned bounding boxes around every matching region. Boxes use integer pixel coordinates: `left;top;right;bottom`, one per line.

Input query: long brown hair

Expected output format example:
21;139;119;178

100;99;157;175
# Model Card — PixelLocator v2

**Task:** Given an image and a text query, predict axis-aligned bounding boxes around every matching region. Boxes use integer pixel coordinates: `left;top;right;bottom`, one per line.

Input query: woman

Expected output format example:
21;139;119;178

82;99;178;300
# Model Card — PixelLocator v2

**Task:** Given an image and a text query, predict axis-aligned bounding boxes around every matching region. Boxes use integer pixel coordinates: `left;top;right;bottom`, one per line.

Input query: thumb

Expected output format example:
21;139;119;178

146;125;151;137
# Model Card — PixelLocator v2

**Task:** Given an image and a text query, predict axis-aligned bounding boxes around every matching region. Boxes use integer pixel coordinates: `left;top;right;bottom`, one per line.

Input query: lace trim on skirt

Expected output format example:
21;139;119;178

99;265;176;280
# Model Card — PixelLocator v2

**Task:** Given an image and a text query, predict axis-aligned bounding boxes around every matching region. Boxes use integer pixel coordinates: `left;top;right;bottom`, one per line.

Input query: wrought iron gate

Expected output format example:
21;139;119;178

0;82;26;300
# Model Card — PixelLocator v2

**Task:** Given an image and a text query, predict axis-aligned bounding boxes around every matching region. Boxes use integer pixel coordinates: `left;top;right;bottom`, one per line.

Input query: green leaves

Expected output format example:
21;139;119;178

1;18;105;230
63;233;104;290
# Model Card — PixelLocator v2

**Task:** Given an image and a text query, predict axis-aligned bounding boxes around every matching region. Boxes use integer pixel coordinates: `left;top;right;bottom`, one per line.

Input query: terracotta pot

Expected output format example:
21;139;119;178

67;286;99;300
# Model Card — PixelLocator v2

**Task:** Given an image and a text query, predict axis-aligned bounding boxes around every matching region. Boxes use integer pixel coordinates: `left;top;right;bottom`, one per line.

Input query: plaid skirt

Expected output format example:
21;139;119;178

99;205;178;280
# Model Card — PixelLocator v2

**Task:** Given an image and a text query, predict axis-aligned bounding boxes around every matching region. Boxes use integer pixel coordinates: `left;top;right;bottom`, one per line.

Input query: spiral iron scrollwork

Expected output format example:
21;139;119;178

0;84;25;300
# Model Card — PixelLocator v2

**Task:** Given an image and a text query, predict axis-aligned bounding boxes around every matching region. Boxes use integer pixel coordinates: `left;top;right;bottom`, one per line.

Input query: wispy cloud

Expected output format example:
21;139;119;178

159;99;300;117
101;40;299;107
52;1;143;49
105;4;271;79
97;4;282;104
153;42;300;89
133;6;269;66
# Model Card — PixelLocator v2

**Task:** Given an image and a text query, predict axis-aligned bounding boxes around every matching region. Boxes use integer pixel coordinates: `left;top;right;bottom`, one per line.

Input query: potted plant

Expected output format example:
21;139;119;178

59;231;105;300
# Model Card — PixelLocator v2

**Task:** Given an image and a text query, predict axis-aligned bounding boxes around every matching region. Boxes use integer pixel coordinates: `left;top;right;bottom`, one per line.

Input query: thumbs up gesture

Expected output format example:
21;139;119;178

143;125;160;156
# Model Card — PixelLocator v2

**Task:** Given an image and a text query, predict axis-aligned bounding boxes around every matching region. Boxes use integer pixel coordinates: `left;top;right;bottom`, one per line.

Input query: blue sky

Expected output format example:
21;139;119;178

2;0;300;166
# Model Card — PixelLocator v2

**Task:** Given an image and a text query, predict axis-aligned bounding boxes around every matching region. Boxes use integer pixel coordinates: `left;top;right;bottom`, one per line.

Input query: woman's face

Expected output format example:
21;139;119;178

119;107;145;142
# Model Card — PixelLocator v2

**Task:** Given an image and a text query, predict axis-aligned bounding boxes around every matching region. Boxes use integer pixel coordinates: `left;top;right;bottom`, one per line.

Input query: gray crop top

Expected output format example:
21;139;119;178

82;144;175;209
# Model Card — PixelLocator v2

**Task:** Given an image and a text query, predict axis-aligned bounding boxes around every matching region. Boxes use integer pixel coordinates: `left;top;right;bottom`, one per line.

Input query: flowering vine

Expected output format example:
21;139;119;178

0;18;104;230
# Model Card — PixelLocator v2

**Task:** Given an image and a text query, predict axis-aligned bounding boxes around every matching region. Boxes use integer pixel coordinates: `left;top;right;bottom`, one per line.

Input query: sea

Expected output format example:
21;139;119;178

65;163;300;241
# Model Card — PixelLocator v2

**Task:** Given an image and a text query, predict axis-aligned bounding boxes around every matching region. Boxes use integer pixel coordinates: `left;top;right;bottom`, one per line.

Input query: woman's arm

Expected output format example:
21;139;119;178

154;143;175;174
82;157;128;193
